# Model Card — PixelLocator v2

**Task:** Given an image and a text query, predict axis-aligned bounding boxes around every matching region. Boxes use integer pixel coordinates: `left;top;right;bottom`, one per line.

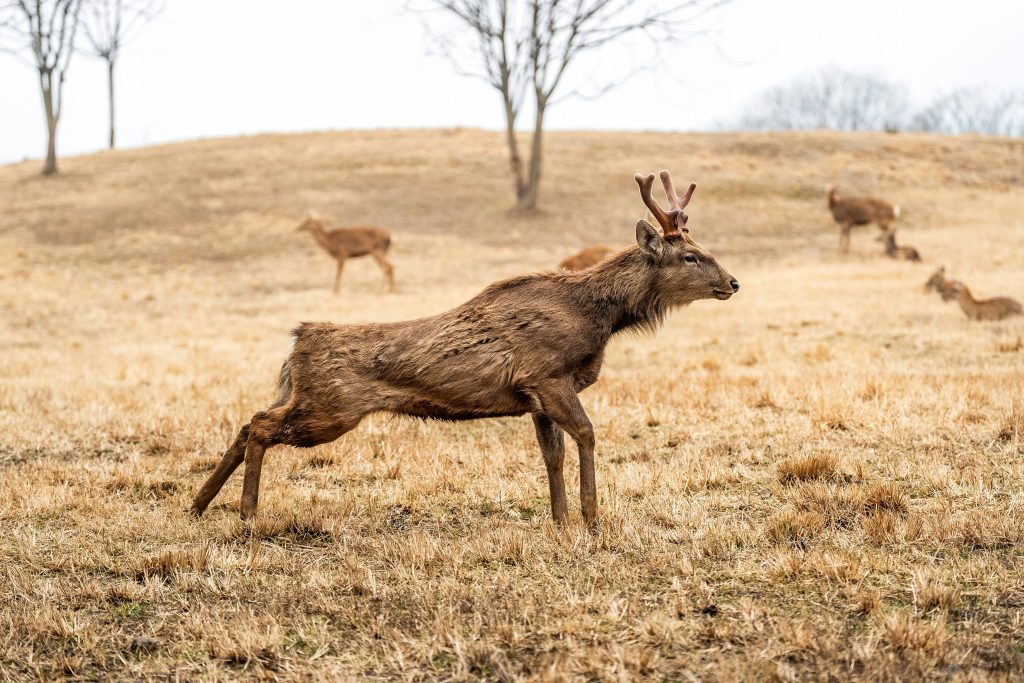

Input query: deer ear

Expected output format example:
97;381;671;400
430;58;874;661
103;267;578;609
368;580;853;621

636;220;664;258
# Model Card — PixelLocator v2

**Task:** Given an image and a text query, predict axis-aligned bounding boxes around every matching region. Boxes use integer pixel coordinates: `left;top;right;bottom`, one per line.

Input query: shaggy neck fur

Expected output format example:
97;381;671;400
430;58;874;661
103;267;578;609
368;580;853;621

567;246;672;335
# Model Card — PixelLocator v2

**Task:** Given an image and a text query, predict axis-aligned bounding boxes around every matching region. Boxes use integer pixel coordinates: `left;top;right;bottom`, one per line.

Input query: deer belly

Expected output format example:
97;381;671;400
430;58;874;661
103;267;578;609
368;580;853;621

394;390;533;421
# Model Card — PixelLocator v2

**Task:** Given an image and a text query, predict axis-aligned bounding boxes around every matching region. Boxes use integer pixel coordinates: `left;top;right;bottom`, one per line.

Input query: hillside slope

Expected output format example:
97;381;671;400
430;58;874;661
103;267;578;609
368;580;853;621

2;129;1021;262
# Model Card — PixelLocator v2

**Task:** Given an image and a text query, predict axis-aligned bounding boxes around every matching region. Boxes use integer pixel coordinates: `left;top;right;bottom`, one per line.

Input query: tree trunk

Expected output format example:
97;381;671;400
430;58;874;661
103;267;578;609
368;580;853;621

107;58;116;149
517;101;546;211
40;70;59;175
502;93;527;204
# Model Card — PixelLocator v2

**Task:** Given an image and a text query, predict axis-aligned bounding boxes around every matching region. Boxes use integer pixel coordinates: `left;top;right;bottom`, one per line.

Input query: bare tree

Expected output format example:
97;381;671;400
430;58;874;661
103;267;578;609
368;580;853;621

735;68;908;132
0;0;84;174
80;0;160;149
910;87;1024;136
416;0;730;210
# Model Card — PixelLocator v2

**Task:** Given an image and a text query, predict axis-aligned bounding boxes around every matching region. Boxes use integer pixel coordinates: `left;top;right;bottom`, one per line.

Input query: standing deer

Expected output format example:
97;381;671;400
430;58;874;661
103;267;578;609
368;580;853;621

827;186;901;254
877;229;921;262
558;245;618;271
191;171;739;526
946;282;1022;321
296;212;395;294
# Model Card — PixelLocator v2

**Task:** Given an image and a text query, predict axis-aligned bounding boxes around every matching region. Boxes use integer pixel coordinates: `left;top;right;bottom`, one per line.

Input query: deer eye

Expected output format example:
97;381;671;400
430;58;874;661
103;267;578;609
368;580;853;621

683;253;698;264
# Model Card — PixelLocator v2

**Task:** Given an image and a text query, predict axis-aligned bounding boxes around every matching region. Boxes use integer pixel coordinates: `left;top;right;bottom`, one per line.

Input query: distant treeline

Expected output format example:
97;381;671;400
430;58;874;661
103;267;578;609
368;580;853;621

729;68;1024;136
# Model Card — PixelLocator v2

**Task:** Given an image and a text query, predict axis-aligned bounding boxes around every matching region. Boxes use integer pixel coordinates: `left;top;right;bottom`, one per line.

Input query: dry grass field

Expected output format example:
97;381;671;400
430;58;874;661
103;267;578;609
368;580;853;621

1;129;1023;681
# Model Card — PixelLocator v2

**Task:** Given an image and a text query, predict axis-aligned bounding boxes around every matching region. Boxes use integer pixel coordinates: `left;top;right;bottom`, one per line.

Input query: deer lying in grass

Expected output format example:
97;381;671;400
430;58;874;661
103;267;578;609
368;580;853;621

827;186;900;254
296;212;395;294
946;281;1022;321
925;266;961;300
191;170;739;525
877;229;921;262
558;245;617;271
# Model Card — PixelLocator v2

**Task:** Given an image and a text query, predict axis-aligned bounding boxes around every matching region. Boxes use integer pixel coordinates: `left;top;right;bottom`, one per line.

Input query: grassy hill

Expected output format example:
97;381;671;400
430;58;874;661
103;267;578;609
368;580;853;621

1;130;1022;680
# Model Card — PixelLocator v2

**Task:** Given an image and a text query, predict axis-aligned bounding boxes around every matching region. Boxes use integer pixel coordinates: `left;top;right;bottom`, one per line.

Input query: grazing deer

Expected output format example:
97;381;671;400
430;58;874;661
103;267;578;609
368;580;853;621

877;229;921;262
296;212;395;294
558;245;618;271
947;282;1022;321
827;186;901;254
191;170;739;526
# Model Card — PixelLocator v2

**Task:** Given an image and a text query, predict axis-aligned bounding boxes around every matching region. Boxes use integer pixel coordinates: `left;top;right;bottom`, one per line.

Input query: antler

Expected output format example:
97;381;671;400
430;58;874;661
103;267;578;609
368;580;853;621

663;172;696;211
659;171;696;230
634;173;683;239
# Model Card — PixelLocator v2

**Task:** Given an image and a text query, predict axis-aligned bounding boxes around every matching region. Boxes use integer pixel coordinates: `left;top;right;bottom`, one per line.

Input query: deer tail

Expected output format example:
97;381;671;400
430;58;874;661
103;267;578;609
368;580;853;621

893;205;901;218
271;330;299;408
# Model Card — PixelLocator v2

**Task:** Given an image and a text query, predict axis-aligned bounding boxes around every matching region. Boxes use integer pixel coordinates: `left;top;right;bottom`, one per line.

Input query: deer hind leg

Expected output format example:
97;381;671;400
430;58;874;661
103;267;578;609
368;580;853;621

190;423;250;517
533;383;598;526
238;406;290;519
532;413;568;524
371;249;395;292
239;403;368;519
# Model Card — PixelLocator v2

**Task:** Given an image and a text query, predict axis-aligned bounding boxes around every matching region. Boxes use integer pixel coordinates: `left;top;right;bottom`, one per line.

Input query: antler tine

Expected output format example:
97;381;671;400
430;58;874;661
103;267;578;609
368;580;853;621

634;173;682;239
660;171;697;211
659;170;697;231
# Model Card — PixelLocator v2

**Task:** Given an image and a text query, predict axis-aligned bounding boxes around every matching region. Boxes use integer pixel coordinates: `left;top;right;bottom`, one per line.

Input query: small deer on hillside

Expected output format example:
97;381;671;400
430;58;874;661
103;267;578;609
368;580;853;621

191;171;739;525
558;245;618;271
877;229;921;262
296;212;395;294
924;266;961;301
827;186;901;254
946;281;1022;321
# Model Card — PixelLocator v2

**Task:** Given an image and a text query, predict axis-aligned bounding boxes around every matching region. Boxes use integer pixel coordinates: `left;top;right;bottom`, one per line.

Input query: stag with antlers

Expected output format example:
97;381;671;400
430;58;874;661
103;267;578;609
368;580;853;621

191;171;739;525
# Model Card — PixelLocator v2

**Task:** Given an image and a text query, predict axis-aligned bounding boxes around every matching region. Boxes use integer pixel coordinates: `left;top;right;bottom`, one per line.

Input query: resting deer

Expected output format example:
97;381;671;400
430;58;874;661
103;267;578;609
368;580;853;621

558;245;618;271
877;229;921;262
925;266;961;301
191;170;739;526
296;212;395;294
947;282;1022;321
827;186;900;254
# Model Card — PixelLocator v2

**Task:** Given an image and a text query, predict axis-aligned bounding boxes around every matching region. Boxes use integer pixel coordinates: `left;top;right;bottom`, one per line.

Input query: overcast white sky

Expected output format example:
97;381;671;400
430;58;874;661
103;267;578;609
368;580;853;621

1;0;1022;165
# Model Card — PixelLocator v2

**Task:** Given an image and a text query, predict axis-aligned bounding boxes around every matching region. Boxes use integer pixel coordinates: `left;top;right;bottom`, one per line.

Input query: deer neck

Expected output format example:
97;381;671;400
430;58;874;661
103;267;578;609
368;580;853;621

956;286;979;312
573;248;667;335
307;223;333;251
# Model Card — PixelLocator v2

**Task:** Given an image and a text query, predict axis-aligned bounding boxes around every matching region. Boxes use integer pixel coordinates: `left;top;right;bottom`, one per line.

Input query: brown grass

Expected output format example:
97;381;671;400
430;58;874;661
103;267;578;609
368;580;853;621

1;129;1023;680
777;453;841;483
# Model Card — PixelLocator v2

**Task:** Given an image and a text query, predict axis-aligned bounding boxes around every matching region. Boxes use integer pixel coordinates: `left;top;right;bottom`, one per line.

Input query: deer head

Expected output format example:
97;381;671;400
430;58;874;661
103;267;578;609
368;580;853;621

925;266;946;293
634;170;739;303
295;210;324;233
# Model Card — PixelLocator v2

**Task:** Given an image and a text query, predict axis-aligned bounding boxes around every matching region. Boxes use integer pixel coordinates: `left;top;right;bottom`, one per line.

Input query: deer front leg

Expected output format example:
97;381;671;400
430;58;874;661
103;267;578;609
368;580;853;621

190;423;250;517
534;384;598;526
333;257;346;295
839;222;853;254
532;413;568;524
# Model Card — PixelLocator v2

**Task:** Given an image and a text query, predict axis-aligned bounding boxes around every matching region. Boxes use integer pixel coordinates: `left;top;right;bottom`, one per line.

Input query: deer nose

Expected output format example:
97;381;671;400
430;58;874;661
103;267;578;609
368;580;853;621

730;279;740;292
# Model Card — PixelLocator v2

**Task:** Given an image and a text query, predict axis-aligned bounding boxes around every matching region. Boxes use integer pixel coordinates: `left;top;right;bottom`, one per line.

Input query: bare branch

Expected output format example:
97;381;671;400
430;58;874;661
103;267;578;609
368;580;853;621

0;0;84;173
412;0;734;208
